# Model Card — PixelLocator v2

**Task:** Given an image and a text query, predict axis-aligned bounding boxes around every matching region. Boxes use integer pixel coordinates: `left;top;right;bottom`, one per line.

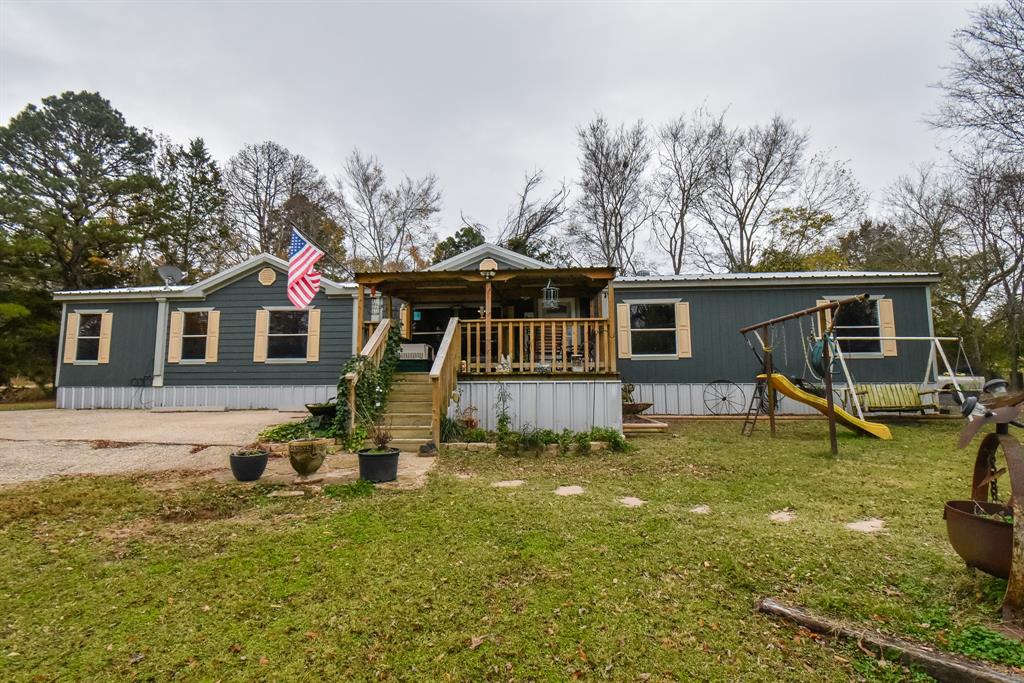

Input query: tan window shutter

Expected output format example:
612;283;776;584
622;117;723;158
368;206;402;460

306;309;321;362
205;310;220;363
878;298;897;357
675;301;692;358
97;312;113;364
816;299;832;336
253;309;269;362
616;302;631;358
167;311;184;363
63;312;80;363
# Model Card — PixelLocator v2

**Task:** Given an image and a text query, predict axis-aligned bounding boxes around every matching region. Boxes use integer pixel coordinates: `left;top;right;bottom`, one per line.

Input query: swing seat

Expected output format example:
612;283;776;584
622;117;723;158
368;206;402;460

847;383;940;414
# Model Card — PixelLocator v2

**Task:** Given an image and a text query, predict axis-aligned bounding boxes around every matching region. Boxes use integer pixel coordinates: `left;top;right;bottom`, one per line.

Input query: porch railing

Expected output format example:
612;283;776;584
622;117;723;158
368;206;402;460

459;318;612;374
344;318;391;432
430;318;461;444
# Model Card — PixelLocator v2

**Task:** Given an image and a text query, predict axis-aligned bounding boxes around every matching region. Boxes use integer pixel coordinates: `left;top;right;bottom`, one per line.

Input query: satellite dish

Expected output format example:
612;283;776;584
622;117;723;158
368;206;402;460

158;264;186;286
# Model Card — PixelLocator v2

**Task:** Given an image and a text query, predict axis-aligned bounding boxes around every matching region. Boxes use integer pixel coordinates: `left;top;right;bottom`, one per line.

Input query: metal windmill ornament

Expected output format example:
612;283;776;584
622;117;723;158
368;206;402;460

541;279;560;310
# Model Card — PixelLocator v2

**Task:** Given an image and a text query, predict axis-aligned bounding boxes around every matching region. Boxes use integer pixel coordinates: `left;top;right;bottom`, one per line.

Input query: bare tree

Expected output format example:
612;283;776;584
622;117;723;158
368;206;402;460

760;152;866;262
693;116;808;272
569;115;653;273
651;108;725;274
949;153;1024;378
498;170;570;263
224;141;334;256
884;158;1023;371
337;149;441;271
933;0;1024;155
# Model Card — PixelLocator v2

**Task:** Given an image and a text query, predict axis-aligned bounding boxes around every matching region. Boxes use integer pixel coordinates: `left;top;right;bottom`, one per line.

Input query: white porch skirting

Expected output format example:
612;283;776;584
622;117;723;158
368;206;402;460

57;385;337;410
630;382;824;416
455;380;623;432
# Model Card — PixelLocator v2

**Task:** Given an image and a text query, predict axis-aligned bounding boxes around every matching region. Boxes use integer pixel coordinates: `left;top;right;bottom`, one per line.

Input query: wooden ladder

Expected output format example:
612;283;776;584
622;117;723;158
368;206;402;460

741;378;767;437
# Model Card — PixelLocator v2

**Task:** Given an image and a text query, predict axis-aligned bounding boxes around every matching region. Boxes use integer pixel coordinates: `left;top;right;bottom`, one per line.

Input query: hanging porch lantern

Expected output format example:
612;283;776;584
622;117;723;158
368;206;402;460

541;279;560;310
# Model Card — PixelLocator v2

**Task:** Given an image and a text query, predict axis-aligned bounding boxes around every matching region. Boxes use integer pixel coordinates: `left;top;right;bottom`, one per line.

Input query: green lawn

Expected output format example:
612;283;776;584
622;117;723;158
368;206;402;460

1;420;1021;681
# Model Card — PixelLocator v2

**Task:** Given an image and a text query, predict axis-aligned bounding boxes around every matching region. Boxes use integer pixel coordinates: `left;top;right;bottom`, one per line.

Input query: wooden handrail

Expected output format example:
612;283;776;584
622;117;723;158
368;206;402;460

457;318;611;374
430;317;461;444
345;318;392;432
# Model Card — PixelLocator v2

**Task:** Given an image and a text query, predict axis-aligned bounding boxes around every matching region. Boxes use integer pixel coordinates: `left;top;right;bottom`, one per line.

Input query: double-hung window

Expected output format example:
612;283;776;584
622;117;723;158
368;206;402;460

76;313;103;361
628;303;677;356
181;312;209;360
268;310;309;360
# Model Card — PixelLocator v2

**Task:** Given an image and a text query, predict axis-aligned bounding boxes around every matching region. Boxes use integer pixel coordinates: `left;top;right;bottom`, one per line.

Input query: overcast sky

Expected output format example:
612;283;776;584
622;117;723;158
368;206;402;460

1;0;975;242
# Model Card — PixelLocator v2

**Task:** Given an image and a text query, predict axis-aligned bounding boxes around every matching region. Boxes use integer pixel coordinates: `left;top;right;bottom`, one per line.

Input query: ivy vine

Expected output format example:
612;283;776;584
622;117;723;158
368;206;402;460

332;323;402;437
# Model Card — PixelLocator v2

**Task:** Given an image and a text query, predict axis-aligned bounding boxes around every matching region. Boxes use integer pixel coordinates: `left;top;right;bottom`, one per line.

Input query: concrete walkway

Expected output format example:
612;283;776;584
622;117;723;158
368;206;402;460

0;409;301;485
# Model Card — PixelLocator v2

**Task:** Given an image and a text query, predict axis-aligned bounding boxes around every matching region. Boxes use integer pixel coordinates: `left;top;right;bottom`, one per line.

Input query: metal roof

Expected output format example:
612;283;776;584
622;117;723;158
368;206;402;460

53;253;357;302
54;285;190;296
615;271;941;287
426;242;554;271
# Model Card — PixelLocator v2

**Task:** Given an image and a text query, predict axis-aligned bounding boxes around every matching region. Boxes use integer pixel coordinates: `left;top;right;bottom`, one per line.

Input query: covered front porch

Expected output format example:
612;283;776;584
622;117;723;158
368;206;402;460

354;265;620;377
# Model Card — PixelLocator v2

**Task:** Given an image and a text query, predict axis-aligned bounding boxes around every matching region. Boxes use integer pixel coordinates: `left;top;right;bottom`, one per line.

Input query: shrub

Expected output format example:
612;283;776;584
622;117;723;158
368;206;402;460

440;415;464;443
573;431;592;455
462;427;489;443
589;426;631;452
258;417;332;443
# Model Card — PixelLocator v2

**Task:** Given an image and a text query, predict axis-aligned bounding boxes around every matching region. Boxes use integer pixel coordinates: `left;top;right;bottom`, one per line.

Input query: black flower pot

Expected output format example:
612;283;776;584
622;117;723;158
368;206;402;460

229;451;269;482
357;447;400;483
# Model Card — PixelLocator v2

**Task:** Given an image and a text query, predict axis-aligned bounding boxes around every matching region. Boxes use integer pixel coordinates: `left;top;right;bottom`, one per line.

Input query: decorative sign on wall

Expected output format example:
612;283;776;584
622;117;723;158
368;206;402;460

258;268;277;286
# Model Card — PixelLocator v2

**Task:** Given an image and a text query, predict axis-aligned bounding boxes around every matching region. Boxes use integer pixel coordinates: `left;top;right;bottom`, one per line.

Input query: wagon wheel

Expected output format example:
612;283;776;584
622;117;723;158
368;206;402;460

704;381;746;415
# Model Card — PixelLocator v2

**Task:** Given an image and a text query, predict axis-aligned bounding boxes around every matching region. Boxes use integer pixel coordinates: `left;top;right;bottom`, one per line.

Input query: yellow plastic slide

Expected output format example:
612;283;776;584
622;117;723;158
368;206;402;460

757;373;892;440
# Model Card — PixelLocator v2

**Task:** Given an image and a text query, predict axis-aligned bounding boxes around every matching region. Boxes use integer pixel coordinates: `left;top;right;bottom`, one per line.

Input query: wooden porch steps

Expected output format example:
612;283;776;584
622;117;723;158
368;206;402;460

382;372;433;447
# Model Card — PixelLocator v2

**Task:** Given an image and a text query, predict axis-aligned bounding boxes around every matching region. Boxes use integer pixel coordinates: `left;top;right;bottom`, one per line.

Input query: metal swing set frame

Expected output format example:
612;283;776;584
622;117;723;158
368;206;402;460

740;293;971;455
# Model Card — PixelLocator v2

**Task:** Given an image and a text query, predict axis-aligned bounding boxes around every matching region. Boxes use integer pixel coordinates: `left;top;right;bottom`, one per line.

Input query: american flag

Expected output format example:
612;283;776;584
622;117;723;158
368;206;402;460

286;229;324;308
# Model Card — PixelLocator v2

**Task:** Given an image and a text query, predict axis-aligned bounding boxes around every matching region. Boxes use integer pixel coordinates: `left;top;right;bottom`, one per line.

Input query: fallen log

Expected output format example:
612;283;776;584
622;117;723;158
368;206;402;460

757;597;1024;683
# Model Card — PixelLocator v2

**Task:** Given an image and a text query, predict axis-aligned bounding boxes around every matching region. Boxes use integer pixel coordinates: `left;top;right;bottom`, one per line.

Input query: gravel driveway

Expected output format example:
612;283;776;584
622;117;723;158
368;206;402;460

0;409;301;485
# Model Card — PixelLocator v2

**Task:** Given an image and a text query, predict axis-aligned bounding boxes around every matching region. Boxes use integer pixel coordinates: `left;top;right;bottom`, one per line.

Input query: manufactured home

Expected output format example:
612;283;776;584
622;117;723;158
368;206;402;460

54;243;942;442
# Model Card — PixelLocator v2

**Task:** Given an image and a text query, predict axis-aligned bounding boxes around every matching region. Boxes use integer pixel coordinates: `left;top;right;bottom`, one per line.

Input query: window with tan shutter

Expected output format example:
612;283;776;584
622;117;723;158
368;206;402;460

822;296;895;357
628;302;677;356
255;309;317;362
75;313;103;361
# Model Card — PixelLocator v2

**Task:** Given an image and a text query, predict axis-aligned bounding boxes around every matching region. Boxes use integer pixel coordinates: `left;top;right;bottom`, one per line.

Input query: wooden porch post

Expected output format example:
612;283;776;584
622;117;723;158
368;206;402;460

356;284;365;353
607;282;617;373
484;279;493;372
385;295;393;320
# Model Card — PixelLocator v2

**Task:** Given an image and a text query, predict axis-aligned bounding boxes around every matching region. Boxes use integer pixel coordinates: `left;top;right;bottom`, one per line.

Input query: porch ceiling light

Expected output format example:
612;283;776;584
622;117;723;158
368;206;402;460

542;279;560;310
478;258;498;280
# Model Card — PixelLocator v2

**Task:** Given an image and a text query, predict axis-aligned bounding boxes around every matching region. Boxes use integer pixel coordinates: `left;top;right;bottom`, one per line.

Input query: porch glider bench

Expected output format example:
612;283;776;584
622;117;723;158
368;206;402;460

846;383;940;414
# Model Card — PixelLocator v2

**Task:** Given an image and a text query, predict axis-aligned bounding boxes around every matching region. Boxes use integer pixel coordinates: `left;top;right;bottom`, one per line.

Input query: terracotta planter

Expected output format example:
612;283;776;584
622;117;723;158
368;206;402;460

288;439;329;476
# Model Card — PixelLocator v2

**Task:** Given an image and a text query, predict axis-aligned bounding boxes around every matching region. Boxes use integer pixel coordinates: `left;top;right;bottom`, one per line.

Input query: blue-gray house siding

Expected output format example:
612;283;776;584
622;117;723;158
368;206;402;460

55;258;357;409
163;268;354;386
615;284;933;386
58;301;158;388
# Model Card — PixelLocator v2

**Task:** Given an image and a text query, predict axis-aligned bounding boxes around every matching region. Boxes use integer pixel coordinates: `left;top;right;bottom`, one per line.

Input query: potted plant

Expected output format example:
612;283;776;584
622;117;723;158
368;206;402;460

230;447;269;482
357;418;400;483
288;438;328;477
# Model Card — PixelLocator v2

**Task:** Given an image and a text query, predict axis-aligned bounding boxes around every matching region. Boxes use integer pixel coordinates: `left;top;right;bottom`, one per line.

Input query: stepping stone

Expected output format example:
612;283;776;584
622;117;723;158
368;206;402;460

268;490;305;498
769;509;796;523
619;496;645;508
554;485;585;496
690;504;711;514
491;479;525;488
455;473;475;480
846;518;886;533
